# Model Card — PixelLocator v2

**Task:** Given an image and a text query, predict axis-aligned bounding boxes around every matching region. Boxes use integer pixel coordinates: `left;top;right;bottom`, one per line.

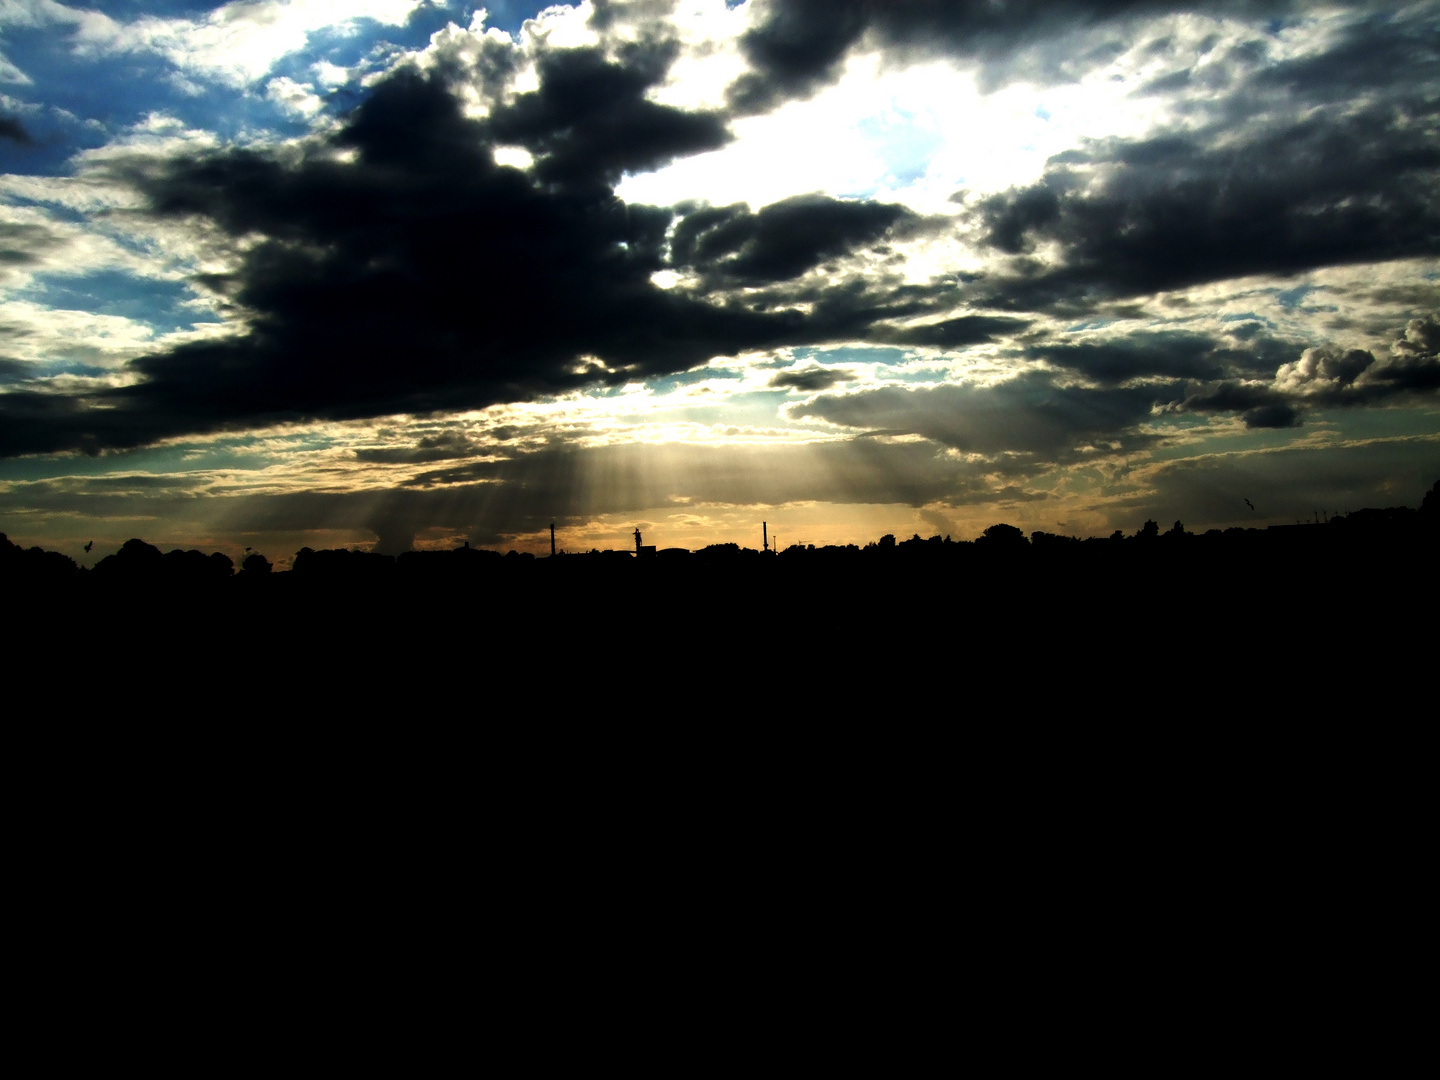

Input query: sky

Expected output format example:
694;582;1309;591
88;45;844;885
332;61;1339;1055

1;0;1437;563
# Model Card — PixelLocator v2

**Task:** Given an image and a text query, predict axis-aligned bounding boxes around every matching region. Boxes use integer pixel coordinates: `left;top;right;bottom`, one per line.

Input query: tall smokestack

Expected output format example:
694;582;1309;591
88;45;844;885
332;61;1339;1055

763;521;768;552
550;523;556;557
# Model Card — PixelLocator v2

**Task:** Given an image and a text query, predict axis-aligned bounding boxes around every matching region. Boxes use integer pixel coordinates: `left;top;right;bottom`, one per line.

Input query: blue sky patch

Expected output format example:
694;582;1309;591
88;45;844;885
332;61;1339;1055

17;270;206;332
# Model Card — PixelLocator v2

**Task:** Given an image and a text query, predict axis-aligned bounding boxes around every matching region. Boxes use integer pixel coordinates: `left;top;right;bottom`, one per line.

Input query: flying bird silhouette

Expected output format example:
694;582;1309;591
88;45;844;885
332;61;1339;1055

1244;498;1255;511
83;540;93;553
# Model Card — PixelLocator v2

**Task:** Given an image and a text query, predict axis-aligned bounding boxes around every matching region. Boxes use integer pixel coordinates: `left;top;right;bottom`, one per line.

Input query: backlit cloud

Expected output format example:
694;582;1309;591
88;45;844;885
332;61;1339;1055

0;0;1436;559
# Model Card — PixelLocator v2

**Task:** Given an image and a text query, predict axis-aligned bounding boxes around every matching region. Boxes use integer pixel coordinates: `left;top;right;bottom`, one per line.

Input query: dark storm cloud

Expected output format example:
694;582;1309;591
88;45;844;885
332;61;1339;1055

1239;403;1303;429
1173;382;1301;429
972;102;1440;311
788;372;1162;460
6;2;1435;468
1;40;996;459
1025;331;1232;383
708;268;1010;352
868;314;1029;349
769;366;853;391
726;0;1297;113
0;117;33;145
726;1;869;114
487;38;730;190
0;61;805;457
1249;9;1440;102
670;194;911;284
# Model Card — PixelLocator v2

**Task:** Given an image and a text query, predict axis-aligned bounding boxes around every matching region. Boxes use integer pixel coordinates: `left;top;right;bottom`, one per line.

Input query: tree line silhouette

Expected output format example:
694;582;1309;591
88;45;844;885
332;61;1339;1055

7;482;1433;699
8;480;1434;611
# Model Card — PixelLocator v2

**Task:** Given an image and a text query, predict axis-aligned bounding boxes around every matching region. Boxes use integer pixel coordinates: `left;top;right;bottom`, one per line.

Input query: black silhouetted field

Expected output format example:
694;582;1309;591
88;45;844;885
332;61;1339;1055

8;481;1434;696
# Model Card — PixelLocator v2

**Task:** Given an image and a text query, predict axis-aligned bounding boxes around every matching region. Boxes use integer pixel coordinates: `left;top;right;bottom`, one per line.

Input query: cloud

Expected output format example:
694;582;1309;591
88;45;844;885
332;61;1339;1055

725;0;868;115
1268;315;1440;403
1273;344;1375;395
0;32;1020;459
0;113;29;141
397;435;990;515
0;199;183;292
868;314;1029;349
0;47;30;84
0;299;167;374
724;0;1298;113
4;0;1438;562
487;37;731;189
1145;434;1440;527
1169;315;1440;426
1249;8;1440;103
0;433;1007;550
1026;331;1237;384
353;430;491;464
0;0;427;98
103;0;427;86
265;76;324;119
1370;313;1440;393
0;61;799;455
1178;382;1302;429
769;366;853;392
787;372;1162;461
971;103;1440;311
670;193;910;284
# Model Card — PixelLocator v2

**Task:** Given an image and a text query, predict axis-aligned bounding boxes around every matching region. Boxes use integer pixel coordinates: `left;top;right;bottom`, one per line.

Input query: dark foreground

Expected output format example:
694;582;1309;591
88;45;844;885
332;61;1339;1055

7;495;1435;703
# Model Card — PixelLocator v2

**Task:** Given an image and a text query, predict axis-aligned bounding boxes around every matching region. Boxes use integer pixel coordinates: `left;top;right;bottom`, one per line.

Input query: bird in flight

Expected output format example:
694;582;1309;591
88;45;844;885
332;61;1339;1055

84;540;93;553
1244;498;1255;511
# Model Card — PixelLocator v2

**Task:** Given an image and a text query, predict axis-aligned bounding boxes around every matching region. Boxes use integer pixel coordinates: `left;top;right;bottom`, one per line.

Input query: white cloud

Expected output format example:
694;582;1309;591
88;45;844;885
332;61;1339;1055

266;75;323;118
518;2;595;50
616;10;1299;215
0;198;185;292
492;144;533;170
0;299;159;368
135;0;425;85
0;0;123;60
1274;345;1373;394
619;48;1153;213
311;59;350;87
0;46;28;83
4;0;425;86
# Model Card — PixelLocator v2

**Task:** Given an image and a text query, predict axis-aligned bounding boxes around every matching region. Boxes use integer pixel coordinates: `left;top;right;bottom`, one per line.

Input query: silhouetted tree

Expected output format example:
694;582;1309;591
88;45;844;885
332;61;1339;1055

978;523;1027;549
241;552;272;574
